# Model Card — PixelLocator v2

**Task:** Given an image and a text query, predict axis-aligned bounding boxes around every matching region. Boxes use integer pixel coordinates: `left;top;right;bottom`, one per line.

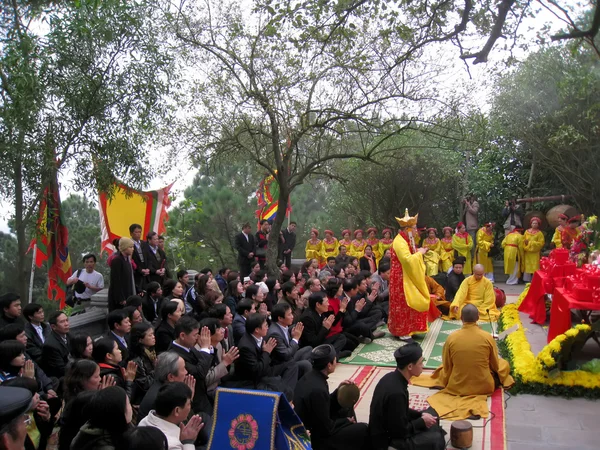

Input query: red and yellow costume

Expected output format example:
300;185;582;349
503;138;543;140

305;228;322;262
349;229;367;258
523;218;545;274
338;229;352;253
452;224;474;275
439;227;454;273
561;219;581;250
388;209;440;337
551;213;568;248
321;230;339;264
422;229;441;276
379;228;393;263
365;227;381;262
476;224;494;274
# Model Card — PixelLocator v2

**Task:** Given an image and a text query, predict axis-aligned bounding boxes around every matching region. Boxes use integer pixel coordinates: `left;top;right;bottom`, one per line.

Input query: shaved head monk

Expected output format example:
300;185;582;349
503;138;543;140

412;304;514;420
448;264;500;321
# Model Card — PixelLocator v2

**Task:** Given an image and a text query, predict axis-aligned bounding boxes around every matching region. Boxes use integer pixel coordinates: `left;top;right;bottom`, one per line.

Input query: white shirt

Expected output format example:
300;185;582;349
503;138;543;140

32;323;45;343
139;411;195;450
251;334;263;349
242;231;249;242
67;269;104;299
276;323;299;345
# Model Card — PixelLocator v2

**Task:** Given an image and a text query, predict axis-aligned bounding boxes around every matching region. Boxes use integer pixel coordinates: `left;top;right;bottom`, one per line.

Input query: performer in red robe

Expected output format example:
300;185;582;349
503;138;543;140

389;209;440;341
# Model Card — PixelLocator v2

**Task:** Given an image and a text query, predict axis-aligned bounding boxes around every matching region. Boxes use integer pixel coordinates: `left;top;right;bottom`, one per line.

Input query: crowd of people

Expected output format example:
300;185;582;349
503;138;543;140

4;205;585;450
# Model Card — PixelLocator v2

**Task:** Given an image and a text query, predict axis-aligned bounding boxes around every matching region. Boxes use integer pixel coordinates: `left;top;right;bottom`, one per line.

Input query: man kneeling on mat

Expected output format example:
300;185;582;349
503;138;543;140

368;343;446;450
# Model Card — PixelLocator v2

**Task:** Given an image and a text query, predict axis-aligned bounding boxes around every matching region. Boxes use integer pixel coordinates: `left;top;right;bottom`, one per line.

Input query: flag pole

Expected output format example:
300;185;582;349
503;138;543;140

28;244;36;304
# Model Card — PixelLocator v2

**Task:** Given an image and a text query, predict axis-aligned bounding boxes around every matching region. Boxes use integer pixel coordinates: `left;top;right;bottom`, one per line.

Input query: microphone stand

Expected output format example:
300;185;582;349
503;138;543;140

486;308;498;339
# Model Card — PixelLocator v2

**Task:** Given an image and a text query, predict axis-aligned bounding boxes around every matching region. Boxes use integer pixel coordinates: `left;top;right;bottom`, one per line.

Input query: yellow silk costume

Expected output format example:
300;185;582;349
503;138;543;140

439;238;454;272
349;239;367;258
501;231;523;276
476;227;494;273
412;323;514;420
551;226;564;248
393;234;430;312
366;238;382;262
522;229;545;274
449;275;499;320
338;239;352;252
452;233;473;274
422;238;441;276
379;239;393;263
320;238;339;262
305;239;322;261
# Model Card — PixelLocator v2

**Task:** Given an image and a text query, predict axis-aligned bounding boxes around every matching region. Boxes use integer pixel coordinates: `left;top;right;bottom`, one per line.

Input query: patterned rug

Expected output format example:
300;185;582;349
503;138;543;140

341;366;506;450
340;319;497;369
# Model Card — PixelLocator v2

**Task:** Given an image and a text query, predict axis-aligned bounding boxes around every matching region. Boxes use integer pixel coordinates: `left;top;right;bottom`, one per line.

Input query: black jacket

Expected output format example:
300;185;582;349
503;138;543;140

108;253;135;311
233;333;277;387
234;232;256;266
167;342;213;414
143;244;170;284
24;321;51;364
40;331;71;379
131;240;149;291
255;231;268;262
142;296;164;324
154;321;175;354
359;256;377;273
0;313;26;330
298;308;329;349
445;271;465;302
280;228;297;253
130;351;156;405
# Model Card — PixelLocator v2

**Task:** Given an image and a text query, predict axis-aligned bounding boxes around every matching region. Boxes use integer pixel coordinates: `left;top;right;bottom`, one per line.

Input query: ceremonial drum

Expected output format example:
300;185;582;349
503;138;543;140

450;420;473;449
546;205;578;229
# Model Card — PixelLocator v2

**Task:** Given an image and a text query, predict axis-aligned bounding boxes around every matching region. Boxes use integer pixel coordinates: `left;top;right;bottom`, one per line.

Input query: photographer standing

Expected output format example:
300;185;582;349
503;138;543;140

502;199;524;237
461;194;479;257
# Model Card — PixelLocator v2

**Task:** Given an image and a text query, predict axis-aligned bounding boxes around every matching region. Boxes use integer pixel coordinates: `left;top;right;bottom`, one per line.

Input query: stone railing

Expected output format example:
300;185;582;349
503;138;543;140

69;288;109;338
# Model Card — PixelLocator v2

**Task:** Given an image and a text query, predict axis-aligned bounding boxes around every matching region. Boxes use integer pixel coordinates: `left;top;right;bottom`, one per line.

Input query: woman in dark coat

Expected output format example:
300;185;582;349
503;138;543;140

108;238;136;311
129;322;156;405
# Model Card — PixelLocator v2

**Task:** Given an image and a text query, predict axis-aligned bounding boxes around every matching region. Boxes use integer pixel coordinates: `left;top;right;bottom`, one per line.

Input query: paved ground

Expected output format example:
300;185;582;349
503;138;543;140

498;280;600;450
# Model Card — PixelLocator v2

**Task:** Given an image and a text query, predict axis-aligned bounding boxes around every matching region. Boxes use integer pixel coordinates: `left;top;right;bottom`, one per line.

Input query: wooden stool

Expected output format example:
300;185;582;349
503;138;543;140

450;420;473;449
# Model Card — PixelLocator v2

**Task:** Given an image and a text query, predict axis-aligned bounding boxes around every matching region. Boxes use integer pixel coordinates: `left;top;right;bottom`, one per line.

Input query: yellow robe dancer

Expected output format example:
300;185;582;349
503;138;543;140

320;230;338;264
349;229;367;258
452;222;473;274
449;269;500;320
425;275;451;315
305;228;322;261
379;228;393;263
366;227;381;262
439;227;454;273
412;316;514;421
551;213;569;248
502;228;523;285
338;229;352;253
422;228;441;276
476;223;495;280
523;217;545;282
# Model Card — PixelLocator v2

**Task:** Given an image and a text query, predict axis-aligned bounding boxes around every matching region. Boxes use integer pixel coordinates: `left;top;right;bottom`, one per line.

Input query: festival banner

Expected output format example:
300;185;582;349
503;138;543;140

98;182;173;254
29;176;72;307
255;171;291;223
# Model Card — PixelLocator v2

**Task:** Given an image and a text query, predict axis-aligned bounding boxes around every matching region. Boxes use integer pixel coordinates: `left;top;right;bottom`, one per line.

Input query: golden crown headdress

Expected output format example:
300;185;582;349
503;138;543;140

395;208;418;228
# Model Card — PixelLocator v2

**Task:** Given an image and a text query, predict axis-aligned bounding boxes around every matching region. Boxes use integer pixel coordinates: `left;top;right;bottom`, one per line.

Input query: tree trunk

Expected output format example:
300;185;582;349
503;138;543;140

265;179;290;277
14;160;29;301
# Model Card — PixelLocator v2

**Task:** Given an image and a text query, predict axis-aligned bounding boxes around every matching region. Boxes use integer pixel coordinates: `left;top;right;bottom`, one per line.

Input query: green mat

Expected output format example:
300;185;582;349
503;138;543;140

340;319;496;369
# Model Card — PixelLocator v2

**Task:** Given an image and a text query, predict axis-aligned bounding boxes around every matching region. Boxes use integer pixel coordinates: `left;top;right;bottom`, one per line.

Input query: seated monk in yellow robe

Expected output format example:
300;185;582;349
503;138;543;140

449;264;499;321
412;304;514;420
425;276;451;316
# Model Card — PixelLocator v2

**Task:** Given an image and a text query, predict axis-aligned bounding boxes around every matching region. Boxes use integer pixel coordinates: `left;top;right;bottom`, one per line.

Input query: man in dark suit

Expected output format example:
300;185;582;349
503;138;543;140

167;316;213;415
144;231;170;284
40;311;71;378
299;292;349;358
106;309;131;364
369;343;445;450
254;220;269;269
267;303;312;378
142;281;164;324
232;299;255;346
294;344;368;450
234;222;256;278
130;223;150;292
279;221;297;268
234;313;298;401
22;303;50;364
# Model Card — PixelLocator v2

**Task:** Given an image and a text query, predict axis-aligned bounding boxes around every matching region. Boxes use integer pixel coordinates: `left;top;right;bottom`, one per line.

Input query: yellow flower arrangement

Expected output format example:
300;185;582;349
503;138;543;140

499;287;600;394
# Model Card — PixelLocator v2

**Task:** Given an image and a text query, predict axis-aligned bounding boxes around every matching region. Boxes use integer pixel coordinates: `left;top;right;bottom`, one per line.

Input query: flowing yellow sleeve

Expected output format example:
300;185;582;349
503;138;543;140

477;229;492;252
524;232;545;253
551;229;562;248
452;235;471;253
501;235;508;249
450;278;469;317
393;236;430;312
